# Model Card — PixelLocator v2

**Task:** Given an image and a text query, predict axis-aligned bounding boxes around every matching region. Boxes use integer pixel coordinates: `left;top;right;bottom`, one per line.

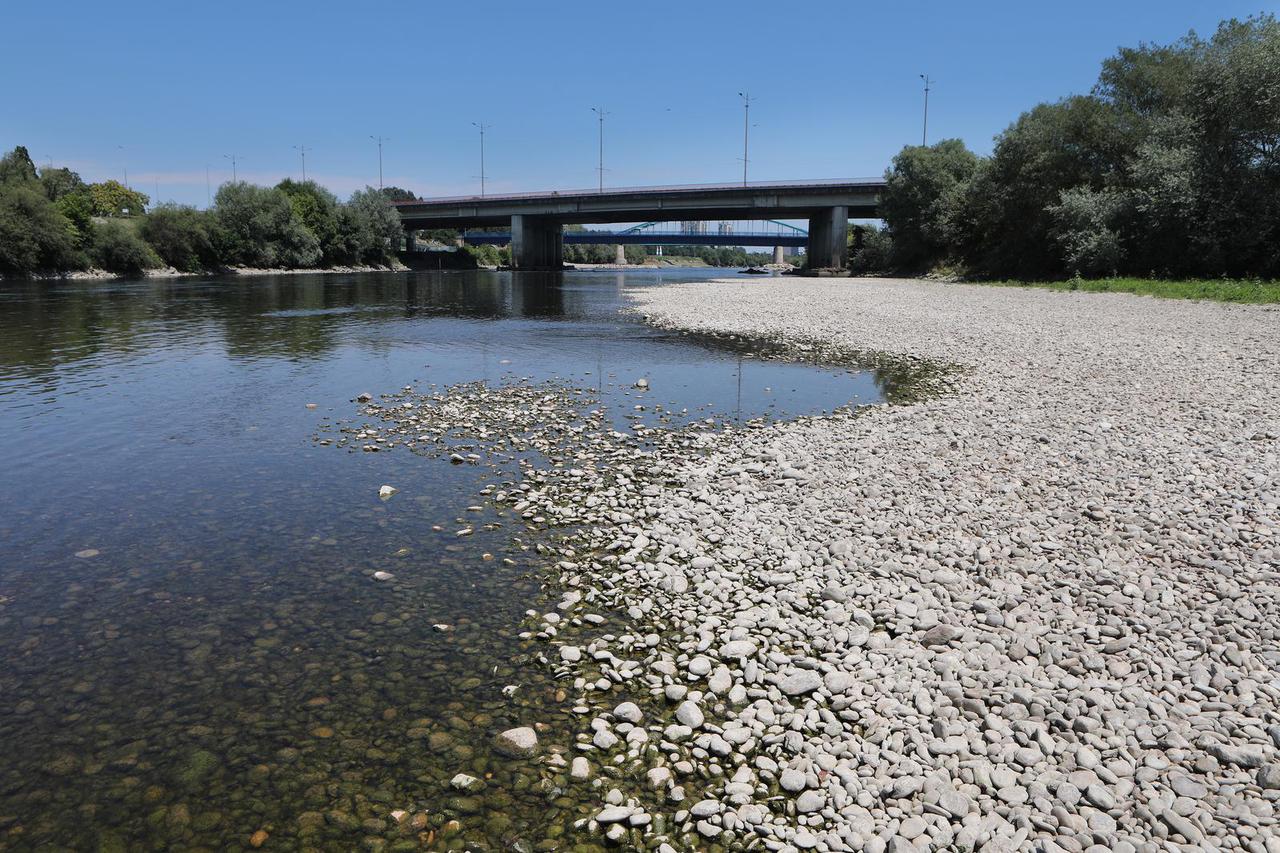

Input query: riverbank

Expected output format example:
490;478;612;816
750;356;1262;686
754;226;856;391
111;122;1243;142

0;261;407;282
978;276;1280;304
498;277;1279;849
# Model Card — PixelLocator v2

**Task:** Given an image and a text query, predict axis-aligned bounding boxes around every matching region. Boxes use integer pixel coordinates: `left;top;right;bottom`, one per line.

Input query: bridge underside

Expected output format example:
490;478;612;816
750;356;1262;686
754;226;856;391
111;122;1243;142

396;181;881;271
463;232;809;248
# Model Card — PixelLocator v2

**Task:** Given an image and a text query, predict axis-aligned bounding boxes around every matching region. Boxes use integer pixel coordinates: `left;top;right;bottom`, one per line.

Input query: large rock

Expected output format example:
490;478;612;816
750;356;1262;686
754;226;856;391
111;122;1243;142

779;669;823;695
493;726;538;758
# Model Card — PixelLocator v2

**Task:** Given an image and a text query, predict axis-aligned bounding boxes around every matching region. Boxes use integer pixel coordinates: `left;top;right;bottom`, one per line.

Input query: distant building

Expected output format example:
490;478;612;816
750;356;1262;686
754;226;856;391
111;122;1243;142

717;222;734;235
680;221;708;235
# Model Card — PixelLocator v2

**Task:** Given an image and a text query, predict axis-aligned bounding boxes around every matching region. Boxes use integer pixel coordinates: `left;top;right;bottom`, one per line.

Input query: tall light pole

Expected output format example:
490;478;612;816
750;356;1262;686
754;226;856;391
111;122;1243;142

919;74;933;146
224;153;239;182
293;144;308;182
737;92;754;186
591;106;609;192
369;136;388;189
206;165;211;207
118;145;128;188
472;122;489;197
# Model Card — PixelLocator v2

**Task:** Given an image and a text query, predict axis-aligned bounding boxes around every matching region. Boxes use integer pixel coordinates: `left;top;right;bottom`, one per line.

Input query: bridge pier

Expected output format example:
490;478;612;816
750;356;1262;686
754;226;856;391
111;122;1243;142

772;245;785;265
615;245;627;265
806;206;848;272
511;215;563;270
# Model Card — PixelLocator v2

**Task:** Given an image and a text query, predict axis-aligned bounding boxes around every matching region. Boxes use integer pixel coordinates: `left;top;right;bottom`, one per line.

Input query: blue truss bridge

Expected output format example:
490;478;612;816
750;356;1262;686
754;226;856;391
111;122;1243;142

458;220;809;248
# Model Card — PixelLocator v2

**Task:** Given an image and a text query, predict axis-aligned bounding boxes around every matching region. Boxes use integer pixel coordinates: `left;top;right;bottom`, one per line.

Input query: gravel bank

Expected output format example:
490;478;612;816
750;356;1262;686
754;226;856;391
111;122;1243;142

599;277;1280;851
349;277;1280;850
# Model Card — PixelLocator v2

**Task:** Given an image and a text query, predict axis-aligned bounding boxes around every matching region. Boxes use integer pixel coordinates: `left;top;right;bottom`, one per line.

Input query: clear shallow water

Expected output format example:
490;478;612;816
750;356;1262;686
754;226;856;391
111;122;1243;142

0;269;886;851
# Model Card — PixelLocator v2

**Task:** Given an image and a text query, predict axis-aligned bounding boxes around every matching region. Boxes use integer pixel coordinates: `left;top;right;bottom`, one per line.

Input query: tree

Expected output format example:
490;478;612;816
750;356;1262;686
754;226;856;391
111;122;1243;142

213;181;320;268
91;220;159;274
39;167;86;202
331;188;403;265
55;192;95;249
0;183;84;273
140;205;221;271
89;180;151;217
0;146;38;186
379;186;416;202
277;179;339;260
880;139;979;271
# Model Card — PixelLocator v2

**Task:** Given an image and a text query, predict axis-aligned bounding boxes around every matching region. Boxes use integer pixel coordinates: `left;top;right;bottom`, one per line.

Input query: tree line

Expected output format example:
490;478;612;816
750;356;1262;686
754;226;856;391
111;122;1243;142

857;14;1279;280
0;146;405;276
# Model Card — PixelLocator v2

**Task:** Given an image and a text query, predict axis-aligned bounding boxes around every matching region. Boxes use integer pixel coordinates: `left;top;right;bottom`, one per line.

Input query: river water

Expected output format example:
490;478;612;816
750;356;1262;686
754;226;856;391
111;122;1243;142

0;269;892;851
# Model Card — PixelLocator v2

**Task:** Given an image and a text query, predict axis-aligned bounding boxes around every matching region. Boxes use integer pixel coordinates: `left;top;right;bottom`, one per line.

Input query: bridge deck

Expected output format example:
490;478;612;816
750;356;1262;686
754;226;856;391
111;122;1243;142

395;178;884;229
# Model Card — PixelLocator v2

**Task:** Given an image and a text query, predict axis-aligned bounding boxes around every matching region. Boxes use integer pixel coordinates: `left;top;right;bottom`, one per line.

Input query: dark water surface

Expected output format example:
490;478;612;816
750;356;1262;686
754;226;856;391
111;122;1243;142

0;269;886;852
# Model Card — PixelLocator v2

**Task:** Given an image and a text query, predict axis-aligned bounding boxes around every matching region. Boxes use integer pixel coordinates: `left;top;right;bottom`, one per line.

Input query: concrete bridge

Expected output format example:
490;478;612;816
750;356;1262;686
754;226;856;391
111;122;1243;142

394;179;884;271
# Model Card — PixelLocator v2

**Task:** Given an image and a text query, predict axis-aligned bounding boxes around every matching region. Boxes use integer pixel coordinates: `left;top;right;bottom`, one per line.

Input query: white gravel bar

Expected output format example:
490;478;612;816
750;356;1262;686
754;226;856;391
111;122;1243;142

596;278;1280;852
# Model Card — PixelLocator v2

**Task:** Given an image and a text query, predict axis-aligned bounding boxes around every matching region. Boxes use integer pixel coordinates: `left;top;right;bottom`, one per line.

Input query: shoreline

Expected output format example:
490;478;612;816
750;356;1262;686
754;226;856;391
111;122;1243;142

502;276;1280;849
0;262;408;283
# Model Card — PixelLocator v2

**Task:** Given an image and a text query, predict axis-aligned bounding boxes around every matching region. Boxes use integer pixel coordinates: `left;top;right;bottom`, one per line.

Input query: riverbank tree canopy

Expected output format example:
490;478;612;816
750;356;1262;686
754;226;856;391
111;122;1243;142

865;13;1280;280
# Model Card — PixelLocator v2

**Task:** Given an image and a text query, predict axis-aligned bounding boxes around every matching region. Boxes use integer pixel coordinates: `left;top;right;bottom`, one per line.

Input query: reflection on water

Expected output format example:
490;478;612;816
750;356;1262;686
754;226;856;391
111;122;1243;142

0;269;888;850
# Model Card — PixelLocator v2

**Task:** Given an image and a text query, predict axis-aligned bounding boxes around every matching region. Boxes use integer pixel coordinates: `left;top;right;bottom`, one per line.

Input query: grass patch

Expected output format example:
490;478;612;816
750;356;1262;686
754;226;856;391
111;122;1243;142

983;276;1280;304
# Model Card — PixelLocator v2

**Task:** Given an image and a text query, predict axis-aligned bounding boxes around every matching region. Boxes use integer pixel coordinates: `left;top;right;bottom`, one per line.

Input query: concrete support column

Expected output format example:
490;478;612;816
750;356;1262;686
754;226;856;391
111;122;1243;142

615;244;627;265
772;245;785;265
806;206;848;271
511;215;563;270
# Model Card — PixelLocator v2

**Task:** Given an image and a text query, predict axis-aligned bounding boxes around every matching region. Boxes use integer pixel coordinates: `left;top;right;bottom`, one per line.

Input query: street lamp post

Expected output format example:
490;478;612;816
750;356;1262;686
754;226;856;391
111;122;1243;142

224;153;239;182
118;145;128;188
737;92;754;186
591;107;609;193
369;136;388;189
293;144;308;182
472;122;489;197
919;74;933;146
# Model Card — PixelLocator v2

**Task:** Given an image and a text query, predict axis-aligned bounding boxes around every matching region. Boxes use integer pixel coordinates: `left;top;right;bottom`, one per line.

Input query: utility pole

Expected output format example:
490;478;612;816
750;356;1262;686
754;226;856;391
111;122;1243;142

369;136;388;189
737;92;754;186
224;153;239;182
293;144;308;182
591;107;610;192
920;74;933;146
472;122;489;197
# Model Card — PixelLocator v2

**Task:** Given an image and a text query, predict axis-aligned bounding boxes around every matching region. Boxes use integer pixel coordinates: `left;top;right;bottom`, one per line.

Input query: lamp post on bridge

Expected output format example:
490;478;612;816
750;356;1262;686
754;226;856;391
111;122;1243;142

471;122;489;198
919;74;933;146
737;92;754;186
293;144;308;182
591;106;611;193
369;136;388;190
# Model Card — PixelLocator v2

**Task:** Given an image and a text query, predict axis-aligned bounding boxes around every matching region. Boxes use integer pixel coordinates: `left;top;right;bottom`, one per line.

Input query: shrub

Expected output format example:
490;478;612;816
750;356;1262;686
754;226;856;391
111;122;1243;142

140;205;220;271
91;220;160;274
213;182;320;268
0;183;85;274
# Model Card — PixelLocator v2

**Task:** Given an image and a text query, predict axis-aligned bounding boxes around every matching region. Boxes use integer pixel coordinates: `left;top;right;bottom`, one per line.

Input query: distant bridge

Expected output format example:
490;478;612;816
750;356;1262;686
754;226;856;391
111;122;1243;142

394;179;884;271
461;220;809;248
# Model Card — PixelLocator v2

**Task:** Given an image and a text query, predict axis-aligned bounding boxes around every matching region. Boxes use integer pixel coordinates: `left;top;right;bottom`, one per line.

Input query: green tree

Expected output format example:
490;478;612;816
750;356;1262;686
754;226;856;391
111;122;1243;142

55;192;96;249
212;181;320;268
140;204;221;271
91;220;159;274
331;188;403;265
880;139;979;271
89;180;151;217
379;186;416;202
0;146;38;185
0;183;85;274
277;179;339;260
39;167;86;201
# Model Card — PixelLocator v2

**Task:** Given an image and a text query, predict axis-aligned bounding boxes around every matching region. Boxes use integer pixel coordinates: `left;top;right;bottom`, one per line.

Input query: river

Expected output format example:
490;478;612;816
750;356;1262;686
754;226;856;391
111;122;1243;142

0;269;892;851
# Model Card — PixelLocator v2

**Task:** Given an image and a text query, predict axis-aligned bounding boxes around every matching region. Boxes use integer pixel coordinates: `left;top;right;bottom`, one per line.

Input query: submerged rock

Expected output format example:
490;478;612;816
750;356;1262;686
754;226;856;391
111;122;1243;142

493;727;538;758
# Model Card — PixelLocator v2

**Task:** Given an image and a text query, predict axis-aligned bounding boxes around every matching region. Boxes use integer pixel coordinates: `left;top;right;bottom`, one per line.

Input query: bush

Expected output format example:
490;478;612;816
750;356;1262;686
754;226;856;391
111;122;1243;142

140;205;221;271
213;182;320;268
880;139;978;271
849;225;894;274
91;220;159;274
0;183;85;274
277;179;339;261
330;188;403;265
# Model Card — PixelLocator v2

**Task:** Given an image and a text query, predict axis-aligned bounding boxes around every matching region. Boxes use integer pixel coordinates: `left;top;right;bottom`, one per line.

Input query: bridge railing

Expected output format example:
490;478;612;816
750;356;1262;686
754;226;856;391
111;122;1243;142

395;177;886;205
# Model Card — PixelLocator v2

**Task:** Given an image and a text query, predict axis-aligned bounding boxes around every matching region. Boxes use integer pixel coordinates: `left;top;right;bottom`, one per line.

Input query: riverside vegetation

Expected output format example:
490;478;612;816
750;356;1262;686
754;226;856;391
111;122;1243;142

0;146;404;276
851;14;1280;291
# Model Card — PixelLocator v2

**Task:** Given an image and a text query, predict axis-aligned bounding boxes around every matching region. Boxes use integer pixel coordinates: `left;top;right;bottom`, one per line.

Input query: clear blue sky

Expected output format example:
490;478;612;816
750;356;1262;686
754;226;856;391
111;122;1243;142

3;0;1273;208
